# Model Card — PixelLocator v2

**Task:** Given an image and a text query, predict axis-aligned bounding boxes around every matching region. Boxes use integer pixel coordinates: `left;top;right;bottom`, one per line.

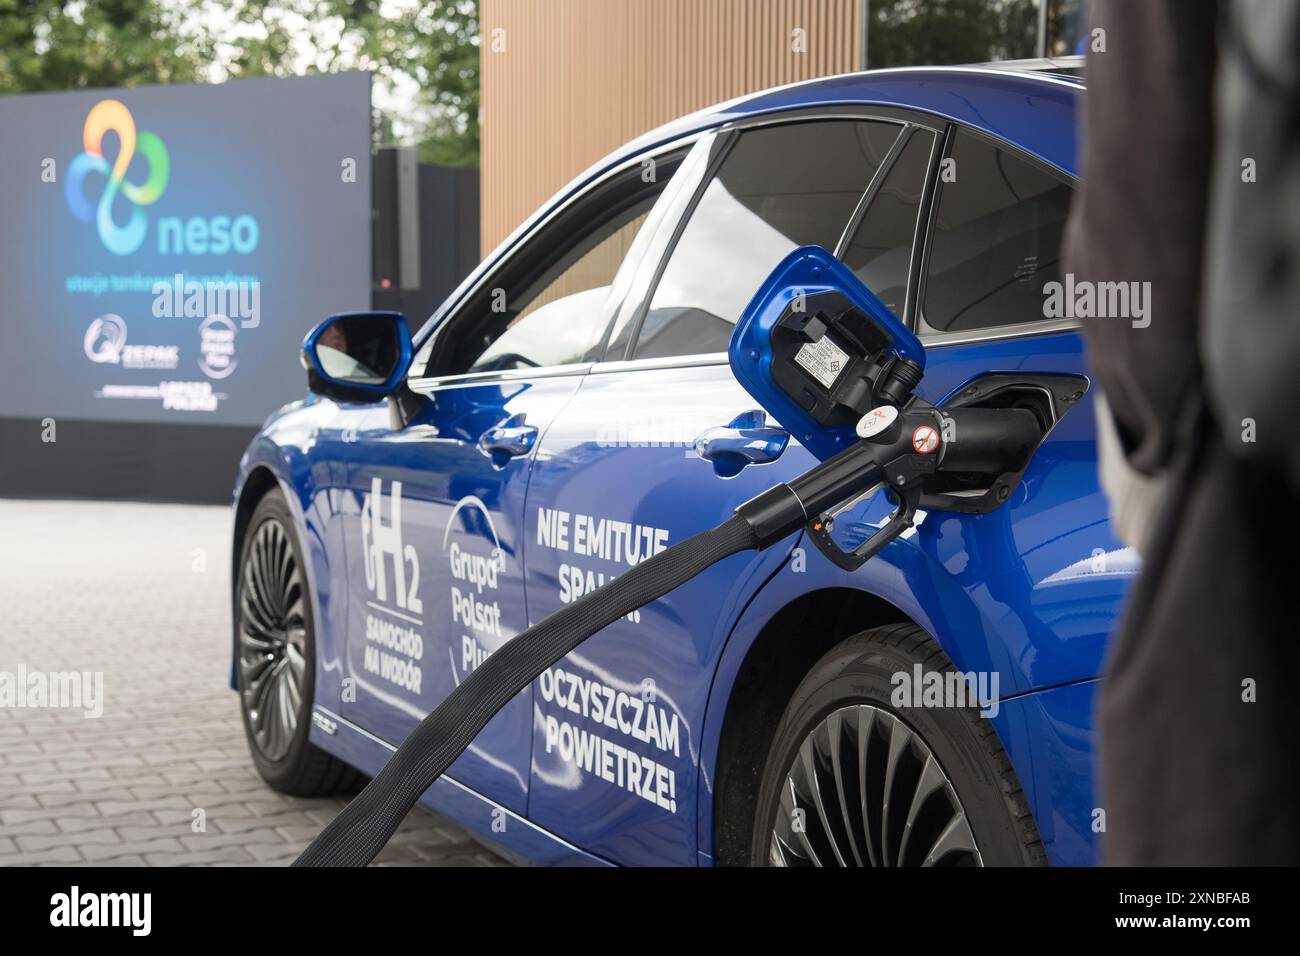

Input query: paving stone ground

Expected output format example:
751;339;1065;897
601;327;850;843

0;499;508;867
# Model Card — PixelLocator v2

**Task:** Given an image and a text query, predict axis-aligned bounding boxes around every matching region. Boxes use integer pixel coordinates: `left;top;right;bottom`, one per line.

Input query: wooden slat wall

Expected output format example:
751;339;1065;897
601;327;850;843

479;0;863;255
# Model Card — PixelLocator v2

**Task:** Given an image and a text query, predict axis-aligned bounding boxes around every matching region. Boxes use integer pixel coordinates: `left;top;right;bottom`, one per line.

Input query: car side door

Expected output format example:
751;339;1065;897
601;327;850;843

904;124;1125;694
329;151;691;815
520;115;942;864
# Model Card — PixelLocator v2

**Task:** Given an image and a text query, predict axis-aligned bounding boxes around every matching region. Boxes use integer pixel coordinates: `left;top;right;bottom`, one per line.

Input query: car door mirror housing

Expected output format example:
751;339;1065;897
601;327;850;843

728;245;926;462
301;311;413;404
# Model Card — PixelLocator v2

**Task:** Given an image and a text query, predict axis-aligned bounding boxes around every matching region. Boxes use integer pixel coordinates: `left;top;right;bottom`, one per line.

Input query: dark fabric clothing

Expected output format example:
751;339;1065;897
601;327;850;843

1203;2;1300;489
1100;419;1300;864
1063;1;1218;474
1067;0;1300;864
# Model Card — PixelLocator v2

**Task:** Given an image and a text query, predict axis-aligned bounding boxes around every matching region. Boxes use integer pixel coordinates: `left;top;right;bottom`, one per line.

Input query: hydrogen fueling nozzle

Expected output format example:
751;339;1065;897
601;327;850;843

294;246;1071;867
733;400;1046;571
726;246;1061;570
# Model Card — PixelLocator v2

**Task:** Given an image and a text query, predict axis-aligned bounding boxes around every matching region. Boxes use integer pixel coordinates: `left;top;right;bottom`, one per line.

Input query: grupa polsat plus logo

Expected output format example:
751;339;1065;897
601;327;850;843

65;99;259;257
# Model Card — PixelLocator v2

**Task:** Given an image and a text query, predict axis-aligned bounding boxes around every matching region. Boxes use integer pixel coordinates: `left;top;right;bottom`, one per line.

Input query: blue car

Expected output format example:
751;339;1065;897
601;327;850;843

231;64;1124;867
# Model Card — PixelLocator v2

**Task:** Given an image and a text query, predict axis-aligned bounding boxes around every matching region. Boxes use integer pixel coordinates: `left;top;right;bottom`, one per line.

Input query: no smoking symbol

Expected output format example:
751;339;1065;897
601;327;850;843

912;425;939;454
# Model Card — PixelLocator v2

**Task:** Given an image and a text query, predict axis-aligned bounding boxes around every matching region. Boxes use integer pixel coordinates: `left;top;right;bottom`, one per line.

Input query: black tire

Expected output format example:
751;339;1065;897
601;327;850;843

751;623;1045;866
236;489;362;796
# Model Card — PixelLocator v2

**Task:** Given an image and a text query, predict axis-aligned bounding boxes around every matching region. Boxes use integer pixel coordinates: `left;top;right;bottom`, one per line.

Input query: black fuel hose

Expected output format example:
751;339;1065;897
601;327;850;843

295;513;761;867
291;398;1051;866
295;431;930;866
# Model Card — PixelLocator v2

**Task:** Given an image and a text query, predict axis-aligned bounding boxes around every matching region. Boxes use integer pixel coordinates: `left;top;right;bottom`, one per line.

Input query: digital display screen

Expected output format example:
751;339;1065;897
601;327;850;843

0;72;371;426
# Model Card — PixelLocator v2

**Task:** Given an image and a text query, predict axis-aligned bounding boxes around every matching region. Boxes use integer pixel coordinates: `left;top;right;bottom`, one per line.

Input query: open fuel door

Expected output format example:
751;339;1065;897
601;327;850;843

729;245;926;462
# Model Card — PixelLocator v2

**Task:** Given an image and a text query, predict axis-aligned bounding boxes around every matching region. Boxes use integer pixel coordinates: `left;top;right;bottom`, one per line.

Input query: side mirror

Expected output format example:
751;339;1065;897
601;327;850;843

301;311;413;404
728;245;926;462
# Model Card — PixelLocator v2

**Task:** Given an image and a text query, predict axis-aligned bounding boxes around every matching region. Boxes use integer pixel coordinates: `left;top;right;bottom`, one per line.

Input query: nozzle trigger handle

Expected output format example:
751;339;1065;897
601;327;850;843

806;475;920;571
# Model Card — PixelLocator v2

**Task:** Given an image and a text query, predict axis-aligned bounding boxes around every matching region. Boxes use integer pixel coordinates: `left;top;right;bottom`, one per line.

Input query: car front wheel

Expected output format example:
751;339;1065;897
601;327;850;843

751;623;1046;867
236;489;361;796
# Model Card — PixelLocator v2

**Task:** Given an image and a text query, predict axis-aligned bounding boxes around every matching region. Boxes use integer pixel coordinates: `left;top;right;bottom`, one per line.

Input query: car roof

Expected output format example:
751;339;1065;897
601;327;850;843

615;66;1080;176
418;67;1080;343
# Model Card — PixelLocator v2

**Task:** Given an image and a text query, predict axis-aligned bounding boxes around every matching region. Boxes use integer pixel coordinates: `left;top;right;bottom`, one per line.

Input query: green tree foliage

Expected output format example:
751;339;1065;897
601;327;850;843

215;0;480;165
868;0;1039;68
0;0;211;91
0;0;480;166
401;2;479;167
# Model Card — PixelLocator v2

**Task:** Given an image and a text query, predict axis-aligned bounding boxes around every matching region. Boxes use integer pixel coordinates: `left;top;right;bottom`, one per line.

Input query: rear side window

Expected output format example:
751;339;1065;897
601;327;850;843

631;119;902;360
922;129;1073;333
840;129;935;317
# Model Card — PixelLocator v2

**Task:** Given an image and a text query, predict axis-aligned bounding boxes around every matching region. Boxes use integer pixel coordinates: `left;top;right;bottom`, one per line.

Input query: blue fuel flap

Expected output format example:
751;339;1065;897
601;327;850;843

728;245;925;462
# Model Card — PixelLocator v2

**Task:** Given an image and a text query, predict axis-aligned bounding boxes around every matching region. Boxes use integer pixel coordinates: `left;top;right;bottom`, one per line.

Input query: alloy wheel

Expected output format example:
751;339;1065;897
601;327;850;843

769;704;981;867
238;517;308;762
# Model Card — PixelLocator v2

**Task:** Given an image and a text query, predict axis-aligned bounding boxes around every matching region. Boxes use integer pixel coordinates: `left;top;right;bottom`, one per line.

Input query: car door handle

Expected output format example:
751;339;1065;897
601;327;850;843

693;410;790;478
478;414;538;467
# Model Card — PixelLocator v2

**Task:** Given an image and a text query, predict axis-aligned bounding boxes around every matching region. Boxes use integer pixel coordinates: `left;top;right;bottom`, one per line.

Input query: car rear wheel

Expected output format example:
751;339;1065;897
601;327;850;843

751;623;1045;867
236;489;361;796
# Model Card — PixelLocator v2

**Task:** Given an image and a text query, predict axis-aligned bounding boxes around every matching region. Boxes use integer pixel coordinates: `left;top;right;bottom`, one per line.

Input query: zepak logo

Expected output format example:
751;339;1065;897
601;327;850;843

65;100;170;256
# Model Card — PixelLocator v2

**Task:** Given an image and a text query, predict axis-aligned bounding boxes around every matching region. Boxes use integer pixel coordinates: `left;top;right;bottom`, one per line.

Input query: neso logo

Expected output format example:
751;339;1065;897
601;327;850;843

65;99;259;257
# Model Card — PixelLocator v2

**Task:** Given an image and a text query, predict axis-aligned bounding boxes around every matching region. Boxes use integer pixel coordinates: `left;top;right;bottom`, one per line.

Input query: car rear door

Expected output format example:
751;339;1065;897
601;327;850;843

331;150;692;814
520;115;941;864
904;125;1124;693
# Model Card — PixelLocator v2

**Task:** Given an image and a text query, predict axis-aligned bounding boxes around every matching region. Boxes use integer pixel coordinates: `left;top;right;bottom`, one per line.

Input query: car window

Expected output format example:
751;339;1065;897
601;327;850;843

467;209;650;372
630;119;903;361
922;129;1074;334
840;129;934;318
416;152;683;378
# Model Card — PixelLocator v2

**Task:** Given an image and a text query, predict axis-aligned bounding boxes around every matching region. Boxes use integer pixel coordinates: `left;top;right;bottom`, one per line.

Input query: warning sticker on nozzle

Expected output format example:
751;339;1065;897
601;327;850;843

793;334;849;390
